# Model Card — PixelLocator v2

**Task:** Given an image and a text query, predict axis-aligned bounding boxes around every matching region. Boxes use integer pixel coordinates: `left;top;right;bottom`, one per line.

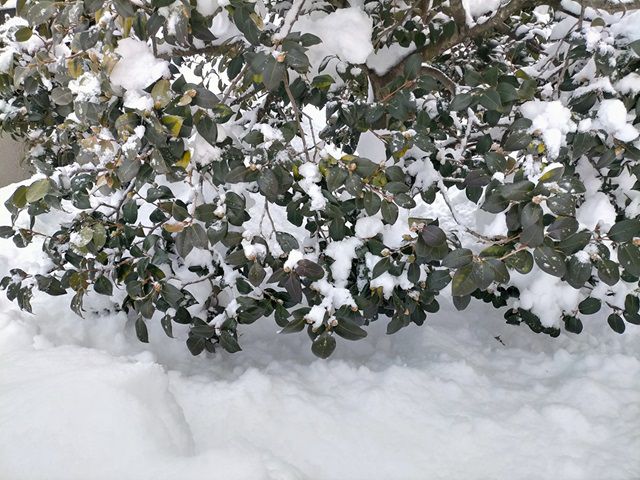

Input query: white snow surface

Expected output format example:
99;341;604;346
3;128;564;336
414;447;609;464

293;8;373;68
520;100;577;158
0;182;639;479
110;38;170;92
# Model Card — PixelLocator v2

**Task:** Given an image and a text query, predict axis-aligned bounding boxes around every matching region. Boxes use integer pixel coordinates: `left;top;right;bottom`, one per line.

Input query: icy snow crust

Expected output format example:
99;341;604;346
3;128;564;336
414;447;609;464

0;184;639;479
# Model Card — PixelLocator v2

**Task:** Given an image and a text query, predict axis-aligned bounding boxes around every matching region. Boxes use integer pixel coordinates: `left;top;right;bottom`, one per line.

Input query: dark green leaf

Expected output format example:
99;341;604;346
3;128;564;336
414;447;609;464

311;332;336;359
607;313;625;334
135;317;149;343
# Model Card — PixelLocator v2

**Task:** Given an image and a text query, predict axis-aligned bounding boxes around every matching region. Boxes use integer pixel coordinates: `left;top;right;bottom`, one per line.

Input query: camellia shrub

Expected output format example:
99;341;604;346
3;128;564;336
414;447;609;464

0;0;639;358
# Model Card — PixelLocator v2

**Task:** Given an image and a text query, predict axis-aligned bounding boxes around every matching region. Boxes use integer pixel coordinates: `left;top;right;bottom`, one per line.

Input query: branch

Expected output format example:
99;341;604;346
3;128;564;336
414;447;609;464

579;0;640;12
370;0;539;99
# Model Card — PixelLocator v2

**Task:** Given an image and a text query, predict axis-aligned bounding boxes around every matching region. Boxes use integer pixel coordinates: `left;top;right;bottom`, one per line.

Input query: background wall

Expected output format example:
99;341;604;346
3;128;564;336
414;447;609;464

0;136;28;187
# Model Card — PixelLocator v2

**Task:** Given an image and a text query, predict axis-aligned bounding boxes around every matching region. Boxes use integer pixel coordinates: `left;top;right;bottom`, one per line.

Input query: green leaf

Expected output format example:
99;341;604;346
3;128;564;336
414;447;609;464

546;194;575;216
161;115;184;137
618;242;640;277
442;248;473;268
113;0;135;17
195;112;218;146
625;294;638;314
9;185;28;209
0;226;14;238
563;315;583;334
256;54;286;91
161;314;173;338
597;259;619;286
186;335;206;355
485;153;506;174
334;318;367;341
503;131;532;151
452;295;471;311
578;297;601;315
311;74;334;90
276;231;299;253
135;317;149;343
607;313;625;334
372;257;391;279
26;1;57;24
421;225;446;247
451;263;476;296
557;231;592;255
94;275;113;296
363;191;381;216
450;93;473;111
479;89;502;111
14;26;32;42
426;269;451;291
122;199;138;223
248;262;266;286
280;315;306;334
608;219;640;243
283;273;302;303
219;331;242;353
258;169;279;201
211;103;234;123
311;332;336;359
533;246;566;277
161;283;183;307
538;165;565;183
497;82;519;103
26;179;50;203
565;256;591;289
295;259;324;281
547;216;578;241
381;200;399;225
504;250;534;274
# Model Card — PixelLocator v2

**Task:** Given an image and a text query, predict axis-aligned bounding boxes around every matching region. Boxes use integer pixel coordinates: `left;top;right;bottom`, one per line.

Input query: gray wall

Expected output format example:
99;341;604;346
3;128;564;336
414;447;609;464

0;136;28;187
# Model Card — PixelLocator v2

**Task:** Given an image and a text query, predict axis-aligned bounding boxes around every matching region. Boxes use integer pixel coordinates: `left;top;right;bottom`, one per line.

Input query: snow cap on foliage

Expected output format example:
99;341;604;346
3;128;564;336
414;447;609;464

110;38;170;91
520;100;576;158
294;7;373;68
594;99;639;142
355;216;384;239
298;162;326;211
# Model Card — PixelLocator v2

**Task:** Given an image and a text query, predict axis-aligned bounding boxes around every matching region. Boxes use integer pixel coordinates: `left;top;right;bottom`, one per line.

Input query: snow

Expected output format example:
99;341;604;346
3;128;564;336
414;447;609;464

297;162;326;211
0;182;639;479
324;237;362;287
615;72;640;95
577;191;617;231
594;99;639;142
354;216;383;239
293;8;373;69
462;0;502;25
110;38;170;92
510;269;583;327
68;72;102;103
356;130;387;164
123;90;154;111
520;100;577;158
195;0;220;17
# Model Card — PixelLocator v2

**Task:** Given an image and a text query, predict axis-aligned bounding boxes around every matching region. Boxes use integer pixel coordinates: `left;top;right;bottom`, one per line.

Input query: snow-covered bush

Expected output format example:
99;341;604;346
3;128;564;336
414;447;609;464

0;0;639;358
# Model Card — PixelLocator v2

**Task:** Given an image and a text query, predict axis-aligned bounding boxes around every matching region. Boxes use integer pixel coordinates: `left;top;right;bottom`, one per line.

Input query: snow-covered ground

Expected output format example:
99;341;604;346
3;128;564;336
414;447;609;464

0;180;638;480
